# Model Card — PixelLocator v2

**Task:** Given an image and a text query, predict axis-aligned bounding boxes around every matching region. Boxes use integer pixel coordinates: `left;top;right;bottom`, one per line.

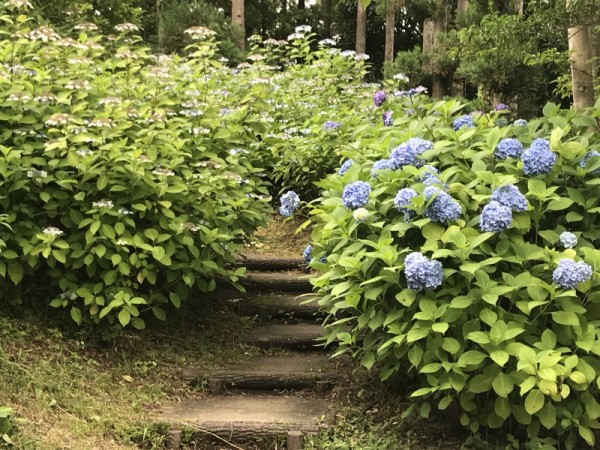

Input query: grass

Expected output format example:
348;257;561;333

0;299;258;450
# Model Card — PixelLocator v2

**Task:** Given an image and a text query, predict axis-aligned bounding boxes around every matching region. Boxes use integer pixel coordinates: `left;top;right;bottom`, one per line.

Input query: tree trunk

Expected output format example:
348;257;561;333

156;0;164;52
323;0;332;36
384;1;395;63
457;0;468;14
568;25;595;109
282;0;287;13
298;0;305;8
232;0;245;51
423;11;447;99
356;2;367;54
514;0;523;14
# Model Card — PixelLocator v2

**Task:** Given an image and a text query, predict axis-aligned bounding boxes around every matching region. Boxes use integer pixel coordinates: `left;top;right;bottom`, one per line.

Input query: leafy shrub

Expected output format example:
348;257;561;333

0;2;272;330
309;93;600;448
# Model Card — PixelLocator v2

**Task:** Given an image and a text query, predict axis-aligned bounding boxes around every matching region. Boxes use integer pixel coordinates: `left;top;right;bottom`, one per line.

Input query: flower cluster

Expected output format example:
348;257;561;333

338;159;353;175
394;188;417;221
522;138;556;176
389;138;433;169
552;259;593;290
303;244;313;264
423;186;461;223
453;115;474;130
494;103;510;111
394;86;427;97
371;159;393;179
382;111;393;127
480;201;512;232
560;231;578;249
491;184;527;212
580;151;600;175
42;226;63;236
373;90;386;107
279;191;300;217
324;121;342;130
352;207;369;222
404;252;443;292
513;119;528;127
342;181;371;209
494;138;523;160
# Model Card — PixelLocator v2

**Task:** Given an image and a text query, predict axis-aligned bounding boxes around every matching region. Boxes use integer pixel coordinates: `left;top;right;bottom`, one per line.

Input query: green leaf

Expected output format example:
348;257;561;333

579;425;595;445
537;403;557;430
152;307;167;321
492;372;514;398
546;198;573;211
524;389;545;414
70;306;82;325
490;350;509;367
7;262;23;285
118;309;131;327
495;397;511;420
551;311;580;327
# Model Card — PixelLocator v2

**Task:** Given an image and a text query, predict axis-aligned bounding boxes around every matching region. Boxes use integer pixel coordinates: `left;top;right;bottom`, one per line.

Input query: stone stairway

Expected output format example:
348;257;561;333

157;254;343;450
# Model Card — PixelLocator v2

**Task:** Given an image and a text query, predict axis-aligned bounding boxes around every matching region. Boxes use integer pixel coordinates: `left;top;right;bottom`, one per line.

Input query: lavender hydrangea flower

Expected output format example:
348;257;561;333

419;165;447;188
342;181;371;209
373;90;386;107
404;252;443;292
338;159;353;176
494;138;523;160
279;190;300;217
423;186;461;223
453;115;474;131
480;201;512;232
494;103;510;111
394;188;418;221
382;111;393;127
324;121;342;130
552;259;593;290
491;184;527;212
371;159;393;179
580;151;600;175
559;231;578;249
522;138;556;176
513;119;528;127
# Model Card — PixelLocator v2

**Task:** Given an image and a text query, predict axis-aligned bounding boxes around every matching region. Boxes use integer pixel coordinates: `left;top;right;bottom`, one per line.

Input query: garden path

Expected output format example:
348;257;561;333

156;254;343;450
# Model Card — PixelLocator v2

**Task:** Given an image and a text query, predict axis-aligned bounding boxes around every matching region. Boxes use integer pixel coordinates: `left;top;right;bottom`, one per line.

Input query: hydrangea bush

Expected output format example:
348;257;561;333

0;2;273;330
307;93;600;448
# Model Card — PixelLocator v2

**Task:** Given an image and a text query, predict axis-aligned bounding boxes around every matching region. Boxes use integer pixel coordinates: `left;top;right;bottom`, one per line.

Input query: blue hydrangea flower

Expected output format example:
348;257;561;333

279;191;300;217
407;137;434;154
513;119;528;127
559;231;578;249
491;184;527;212
480;201;512;232
324;121;342;130
404;252;443;292
371;158;393;179
494;138;523;160
453;115;474;131
522;138;556;176
303;244;313;264
338;159;353;175
373;90;386;107
382;111;393;127
580;151;600;175
552;259;593;290
394;188;418;221
423;186;461;223
419;165;447;188
494;103;510;111
342;181;371;210
390;143;418;169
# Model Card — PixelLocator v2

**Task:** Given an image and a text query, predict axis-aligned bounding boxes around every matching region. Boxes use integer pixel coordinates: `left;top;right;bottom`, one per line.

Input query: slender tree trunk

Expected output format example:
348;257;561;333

323;0;332;36
298;0;305;8
423;1;448;99
384;1;395;63
452;0;468;96
568;25;595;109
356;2;367;54
457;0;468;13
232;0;245;51
282;0;287;13
514;0;523;14
157;0;164;52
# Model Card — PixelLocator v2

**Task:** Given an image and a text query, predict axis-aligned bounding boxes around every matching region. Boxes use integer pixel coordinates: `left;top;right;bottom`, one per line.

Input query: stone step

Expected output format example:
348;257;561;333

244;324;325;349
236;254;306;272
239;272;313;293
181;353;339;392
236;293;322;321
157;395;329;448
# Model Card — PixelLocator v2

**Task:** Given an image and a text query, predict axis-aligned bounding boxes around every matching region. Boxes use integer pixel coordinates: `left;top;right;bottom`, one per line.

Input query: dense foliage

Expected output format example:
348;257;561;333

0;1;276;331
307;91;600;448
